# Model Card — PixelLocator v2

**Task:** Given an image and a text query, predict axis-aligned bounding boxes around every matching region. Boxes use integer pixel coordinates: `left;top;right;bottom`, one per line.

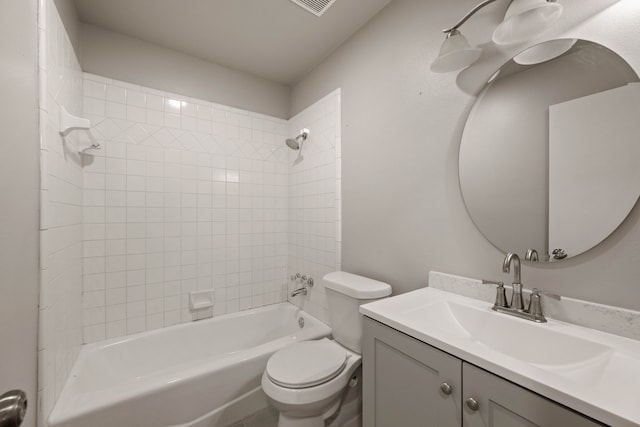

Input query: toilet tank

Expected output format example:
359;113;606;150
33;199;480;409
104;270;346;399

323;271;392;354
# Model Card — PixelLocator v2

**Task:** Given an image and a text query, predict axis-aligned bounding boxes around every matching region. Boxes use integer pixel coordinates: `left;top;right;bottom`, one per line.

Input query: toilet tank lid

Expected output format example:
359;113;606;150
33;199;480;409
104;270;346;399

322;271;392;299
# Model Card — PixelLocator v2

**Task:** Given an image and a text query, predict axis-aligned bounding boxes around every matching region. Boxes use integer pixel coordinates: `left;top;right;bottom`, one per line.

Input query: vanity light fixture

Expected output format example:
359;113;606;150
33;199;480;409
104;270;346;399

513;37;576;64
430;0;563;73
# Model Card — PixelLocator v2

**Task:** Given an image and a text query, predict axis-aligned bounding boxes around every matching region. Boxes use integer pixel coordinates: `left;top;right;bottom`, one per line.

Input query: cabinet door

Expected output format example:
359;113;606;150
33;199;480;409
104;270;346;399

362;317;462;427
462;363;604;427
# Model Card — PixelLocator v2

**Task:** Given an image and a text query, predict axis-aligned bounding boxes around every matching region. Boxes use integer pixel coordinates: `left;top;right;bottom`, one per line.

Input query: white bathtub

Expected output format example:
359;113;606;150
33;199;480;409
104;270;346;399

48;302;330;427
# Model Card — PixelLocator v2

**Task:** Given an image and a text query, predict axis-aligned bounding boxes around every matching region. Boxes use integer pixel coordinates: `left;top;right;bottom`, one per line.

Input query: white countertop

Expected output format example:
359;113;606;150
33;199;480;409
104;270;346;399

360;287;640;427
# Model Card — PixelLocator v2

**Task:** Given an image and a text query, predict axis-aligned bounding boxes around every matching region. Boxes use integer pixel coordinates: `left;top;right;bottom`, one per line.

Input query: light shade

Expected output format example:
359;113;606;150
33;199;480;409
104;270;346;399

514;38;577;65
492;0;563;46
431;30;482;73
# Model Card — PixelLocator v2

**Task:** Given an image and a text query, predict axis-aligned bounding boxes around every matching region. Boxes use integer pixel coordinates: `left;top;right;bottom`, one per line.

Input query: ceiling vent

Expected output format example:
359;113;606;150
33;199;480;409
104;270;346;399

290;0;338;17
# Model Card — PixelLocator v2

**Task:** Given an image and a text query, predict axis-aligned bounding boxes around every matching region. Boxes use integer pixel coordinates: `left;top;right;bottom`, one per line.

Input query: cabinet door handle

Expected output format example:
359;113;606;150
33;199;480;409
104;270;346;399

440;382;452;395
465;397;480;411
0;390;27;427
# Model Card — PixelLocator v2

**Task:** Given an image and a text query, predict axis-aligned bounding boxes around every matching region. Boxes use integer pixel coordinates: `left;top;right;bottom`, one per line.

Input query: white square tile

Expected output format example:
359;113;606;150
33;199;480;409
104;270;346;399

106;85;126;103
165;98;181;114
106;320;126;338
181;101;197;117
146;94;164;111
126;91;146;108
106;101;126;119
84;80;106;99
127;301;146;319
146;110;164;126
127;106;146;123
84;97;105;116
164;113;180;128
126;317;146;334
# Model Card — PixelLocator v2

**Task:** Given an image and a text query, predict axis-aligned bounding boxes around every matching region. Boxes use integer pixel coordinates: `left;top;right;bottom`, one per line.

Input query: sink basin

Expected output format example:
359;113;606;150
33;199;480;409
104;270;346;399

402;300;612;368
360;286;640;427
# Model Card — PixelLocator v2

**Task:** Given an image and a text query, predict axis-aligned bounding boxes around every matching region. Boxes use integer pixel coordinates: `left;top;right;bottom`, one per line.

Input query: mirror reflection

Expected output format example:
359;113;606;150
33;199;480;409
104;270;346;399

459;39;640;262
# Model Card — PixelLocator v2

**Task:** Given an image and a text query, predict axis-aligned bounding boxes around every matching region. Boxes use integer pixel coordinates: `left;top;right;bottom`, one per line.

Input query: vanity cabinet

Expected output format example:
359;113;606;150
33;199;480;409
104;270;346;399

362;317;603;427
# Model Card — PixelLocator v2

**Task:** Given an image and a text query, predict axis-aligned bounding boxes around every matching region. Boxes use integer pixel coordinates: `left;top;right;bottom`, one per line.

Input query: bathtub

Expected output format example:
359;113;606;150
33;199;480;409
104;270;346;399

48;302;330;427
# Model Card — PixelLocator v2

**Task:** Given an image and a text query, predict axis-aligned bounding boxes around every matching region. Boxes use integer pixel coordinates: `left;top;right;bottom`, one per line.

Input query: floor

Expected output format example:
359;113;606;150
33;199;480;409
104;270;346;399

230;406;279;427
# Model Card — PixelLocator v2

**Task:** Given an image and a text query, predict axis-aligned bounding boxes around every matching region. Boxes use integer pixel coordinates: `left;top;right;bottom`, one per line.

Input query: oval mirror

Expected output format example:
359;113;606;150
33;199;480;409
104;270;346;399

459;39;640;262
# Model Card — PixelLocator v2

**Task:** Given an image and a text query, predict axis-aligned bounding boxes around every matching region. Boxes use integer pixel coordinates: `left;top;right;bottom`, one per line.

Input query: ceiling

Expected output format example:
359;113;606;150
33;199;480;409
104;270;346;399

73;0;392;85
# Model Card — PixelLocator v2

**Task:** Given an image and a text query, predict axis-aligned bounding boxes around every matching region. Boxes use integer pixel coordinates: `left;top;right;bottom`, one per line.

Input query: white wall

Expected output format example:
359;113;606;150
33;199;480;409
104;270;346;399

80;24;290;119
290;0;640;310
37;0;85;424
287;89;342;323
53;0;80;57
0;1;40;426
80;74;290;342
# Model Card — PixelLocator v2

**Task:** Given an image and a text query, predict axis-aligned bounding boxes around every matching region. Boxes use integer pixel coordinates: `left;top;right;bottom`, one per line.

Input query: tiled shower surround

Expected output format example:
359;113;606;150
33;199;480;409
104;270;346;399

80;74;341;342
287;90;342;323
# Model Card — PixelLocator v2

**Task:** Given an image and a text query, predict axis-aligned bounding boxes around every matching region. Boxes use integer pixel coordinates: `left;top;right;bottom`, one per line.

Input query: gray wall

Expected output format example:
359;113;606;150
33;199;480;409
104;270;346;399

290;0;640;310
80;24;290;119
0;0;40;425
54;0;81;57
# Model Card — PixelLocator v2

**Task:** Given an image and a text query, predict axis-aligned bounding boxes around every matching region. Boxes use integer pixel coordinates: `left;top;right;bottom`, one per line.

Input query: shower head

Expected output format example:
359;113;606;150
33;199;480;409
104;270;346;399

285;128;310;151
286;137;301;150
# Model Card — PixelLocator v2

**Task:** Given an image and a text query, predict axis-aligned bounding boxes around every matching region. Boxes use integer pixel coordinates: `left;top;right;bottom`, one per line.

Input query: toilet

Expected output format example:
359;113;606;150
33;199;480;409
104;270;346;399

261;271;392;427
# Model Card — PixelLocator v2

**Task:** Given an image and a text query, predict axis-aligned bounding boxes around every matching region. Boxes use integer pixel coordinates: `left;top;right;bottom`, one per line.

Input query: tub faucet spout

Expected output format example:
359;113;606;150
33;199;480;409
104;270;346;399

291;287;307;297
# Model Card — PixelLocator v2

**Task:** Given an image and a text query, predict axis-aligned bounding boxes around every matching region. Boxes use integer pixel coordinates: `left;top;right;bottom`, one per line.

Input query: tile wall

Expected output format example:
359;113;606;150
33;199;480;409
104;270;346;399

80;74;291;342
37;1;84;424
287;90;342;323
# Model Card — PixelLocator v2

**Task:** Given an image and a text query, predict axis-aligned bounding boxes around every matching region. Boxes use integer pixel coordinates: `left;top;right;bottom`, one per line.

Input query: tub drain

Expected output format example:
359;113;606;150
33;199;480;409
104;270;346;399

298;317;305;328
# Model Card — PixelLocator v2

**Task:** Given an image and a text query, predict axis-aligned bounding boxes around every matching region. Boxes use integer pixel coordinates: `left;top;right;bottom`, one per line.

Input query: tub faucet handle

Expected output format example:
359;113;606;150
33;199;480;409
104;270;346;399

300;275;314;287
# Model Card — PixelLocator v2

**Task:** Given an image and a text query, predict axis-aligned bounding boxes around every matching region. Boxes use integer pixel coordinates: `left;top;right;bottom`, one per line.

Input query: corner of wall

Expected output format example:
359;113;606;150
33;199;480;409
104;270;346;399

287;88;342;324
38;0;85;424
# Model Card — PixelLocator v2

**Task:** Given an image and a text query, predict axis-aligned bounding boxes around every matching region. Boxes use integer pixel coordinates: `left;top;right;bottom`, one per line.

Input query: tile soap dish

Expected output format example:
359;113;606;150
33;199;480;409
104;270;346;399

189;290;214;311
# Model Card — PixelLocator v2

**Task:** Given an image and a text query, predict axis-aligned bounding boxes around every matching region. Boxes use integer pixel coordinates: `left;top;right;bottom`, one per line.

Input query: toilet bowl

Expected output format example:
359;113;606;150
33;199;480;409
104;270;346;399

261;339;361;427
262;271;392;427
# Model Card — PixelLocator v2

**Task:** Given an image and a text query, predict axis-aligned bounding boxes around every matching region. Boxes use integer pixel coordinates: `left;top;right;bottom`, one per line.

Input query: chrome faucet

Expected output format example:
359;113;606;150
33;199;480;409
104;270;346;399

481;252;562;323
291;287;308;297
290;273;314;297
502;252;524;311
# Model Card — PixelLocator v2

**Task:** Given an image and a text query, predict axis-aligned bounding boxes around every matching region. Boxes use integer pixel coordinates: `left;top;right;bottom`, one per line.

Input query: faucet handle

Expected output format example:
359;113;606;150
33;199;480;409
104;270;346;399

526;288;561;322
482;280;508;308
531;288;561;300
525;248;539;262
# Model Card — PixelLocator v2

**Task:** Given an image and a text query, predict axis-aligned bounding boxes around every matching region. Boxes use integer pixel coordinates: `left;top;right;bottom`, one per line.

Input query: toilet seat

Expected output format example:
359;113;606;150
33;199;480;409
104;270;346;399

266;339;348;389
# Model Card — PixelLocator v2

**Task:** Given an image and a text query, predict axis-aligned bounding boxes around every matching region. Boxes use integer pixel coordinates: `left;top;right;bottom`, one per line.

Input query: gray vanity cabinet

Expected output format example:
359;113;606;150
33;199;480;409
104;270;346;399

362;317;603;427
362;316;462;427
